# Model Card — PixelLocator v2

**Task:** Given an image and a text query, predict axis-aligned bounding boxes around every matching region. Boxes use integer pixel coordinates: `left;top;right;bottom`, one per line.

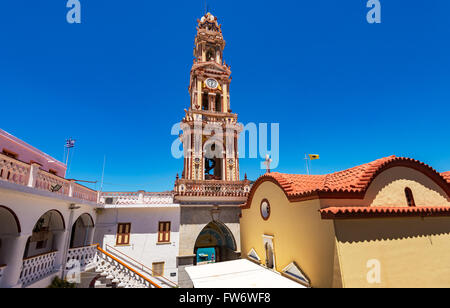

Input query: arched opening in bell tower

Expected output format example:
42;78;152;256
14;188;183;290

206;48;215;61
204;141;223;180
202;92;209;111
215;93;222;112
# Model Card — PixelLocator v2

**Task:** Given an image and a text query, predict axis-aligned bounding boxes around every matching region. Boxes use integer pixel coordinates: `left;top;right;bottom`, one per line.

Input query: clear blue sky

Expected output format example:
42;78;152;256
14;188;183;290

1;0;449;192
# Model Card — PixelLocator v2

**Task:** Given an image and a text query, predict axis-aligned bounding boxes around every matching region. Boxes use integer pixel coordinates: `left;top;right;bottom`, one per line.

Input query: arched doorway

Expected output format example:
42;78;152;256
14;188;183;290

194;221;237;265
0;206;21;265
70;213;94;248
23;210;65;259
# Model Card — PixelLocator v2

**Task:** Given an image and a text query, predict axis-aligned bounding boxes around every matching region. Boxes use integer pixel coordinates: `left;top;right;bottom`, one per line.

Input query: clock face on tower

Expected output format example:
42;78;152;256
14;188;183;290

206;78;218;89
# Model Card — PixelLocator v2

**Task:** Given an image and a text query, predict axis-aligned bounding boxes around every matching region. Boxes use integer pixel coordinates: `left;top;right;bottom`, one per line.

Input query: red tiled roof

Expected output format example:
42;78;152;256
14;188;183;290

243;156;450;207
267;156;447;197
442;171;450;184
320;206;450;219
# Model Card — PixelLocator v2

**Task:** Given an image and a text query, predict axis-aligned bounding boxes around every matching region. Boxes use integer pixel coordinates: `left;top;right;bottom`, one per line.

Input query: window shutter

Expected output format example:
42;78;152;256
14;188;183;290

116;223;131;245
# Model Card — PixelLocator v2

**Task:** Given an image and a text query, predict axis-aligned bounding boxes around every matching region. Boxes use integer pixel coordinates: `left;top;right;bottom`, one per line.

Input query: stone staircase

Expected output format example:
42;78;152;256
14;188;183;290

70;245;161;289
101;244;179;288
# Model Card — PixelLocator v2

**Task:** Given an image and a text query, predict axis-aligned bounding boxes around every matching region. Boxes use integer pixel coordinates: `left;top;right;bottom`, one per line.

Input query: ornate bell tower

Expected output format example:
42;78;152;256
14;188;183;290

174;14;250;287
177;12;245;184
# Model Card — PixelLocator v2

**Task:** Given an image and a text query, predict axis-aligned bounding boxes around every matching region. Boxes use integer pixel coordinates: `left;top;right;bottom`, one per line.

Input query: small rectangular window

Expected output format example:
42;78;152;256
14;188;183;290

2;149;18;159
49;169;58;175
158;222;171;243
116;223;131;245
152;262;165;277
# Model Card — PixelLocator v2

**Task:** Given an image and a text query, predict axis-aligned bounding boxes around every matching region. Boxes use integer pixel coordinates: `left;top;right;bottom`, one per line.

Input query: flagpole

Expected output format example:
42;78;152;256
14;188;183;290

100;155;106;192
305;154;310;175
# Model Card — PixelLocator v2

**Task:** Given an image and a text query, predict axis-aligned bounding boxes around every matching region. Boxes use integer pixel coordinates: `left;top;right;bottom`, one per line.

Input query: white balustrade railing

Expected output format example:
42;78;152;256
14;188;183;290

95;249;159;288
100;191;174;205
67;245;97;270
0;264;6;286
0;153;98;204
19;251;58;287
35;171;70;196
9;246;161;288
72;184;97;202
175;179;251;197
0;154;30;185
143;192;174;204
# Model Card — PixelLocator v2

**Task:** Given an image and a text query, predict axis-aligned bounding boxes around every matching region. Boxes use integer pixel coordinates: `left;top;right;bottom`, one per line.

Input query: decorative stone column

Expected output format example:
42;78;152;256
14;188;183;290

1;233;31;288
68;180;76;198
85;226;96;246
53;230;68;272
27;163;40;188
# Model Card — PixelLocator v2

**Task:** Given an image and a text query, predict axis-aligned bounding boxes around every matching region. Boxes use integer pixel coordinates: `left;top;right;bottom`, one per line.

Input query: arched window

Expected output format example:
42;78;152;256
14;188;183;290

206;49;215;61
215;94;221;112
202;92;209;110
405;187;415;207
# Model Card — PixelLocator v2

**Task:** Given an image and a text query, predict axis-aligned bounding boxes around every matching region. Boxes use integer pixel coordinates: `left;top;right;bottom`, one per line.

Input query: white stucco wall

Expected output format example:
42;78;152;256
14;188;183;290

0;185;97;237
0;181;97;288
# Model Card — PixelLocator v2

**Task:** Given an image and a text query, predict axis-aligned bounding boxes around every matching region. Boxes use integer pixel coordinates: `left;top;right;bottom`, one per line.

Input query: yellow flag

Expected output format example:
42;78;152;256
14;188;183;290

309;154;320;160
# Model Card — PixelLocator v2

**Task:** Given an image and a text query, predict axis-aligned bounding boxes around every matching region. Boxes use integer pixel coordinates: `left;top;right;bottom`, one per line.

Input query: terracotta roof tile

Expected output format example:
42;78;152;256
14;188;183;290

267;156;399;197
442;171;450;184
248;156;450;202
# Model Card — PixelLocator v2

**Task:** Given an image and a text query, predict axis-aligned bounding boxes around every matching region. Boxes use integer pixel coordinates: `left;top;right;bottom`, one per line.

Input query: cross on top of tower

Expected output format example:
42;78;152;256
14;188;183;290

264;155;272;173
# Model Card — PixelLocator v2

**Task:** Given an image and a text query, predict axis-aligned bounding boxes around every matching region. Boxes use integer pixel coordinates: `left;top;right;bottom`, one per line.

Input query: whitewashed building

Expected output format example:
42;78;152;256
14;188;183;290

94;191;180;287
0;129;172;288
0;129;98;288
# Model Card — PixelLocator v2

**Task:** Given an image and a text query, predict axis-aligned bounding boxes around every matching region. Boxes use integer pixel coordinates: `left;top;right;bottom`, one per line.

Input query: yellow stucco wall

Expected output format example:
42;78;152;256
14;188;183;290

240;181;339;288
367;167;450;207
242;166;450;288
335;217;450;288
320;167;450;208
334;167;450;287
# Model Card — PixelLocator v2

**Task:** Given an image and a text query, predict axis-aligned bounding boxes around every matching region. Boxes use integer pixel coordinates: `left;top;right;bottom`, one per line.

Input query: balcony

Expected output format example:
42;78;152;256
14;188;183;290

0;153;97;203
67;245;98;271
183;109;240;126
175;178;251;197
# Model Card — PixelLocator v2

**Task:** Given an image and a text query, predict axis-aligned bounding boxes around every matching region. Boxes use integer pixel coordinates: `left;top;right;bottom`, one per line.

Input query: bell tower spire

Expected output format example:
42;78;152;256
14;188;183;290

190;12;230;113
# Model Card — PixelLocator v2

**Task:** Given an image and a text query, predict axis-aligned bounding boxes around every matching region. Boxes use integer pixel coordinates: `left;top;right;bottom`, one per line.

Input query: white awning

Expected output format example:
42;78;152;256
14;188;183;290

185;259;307;288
